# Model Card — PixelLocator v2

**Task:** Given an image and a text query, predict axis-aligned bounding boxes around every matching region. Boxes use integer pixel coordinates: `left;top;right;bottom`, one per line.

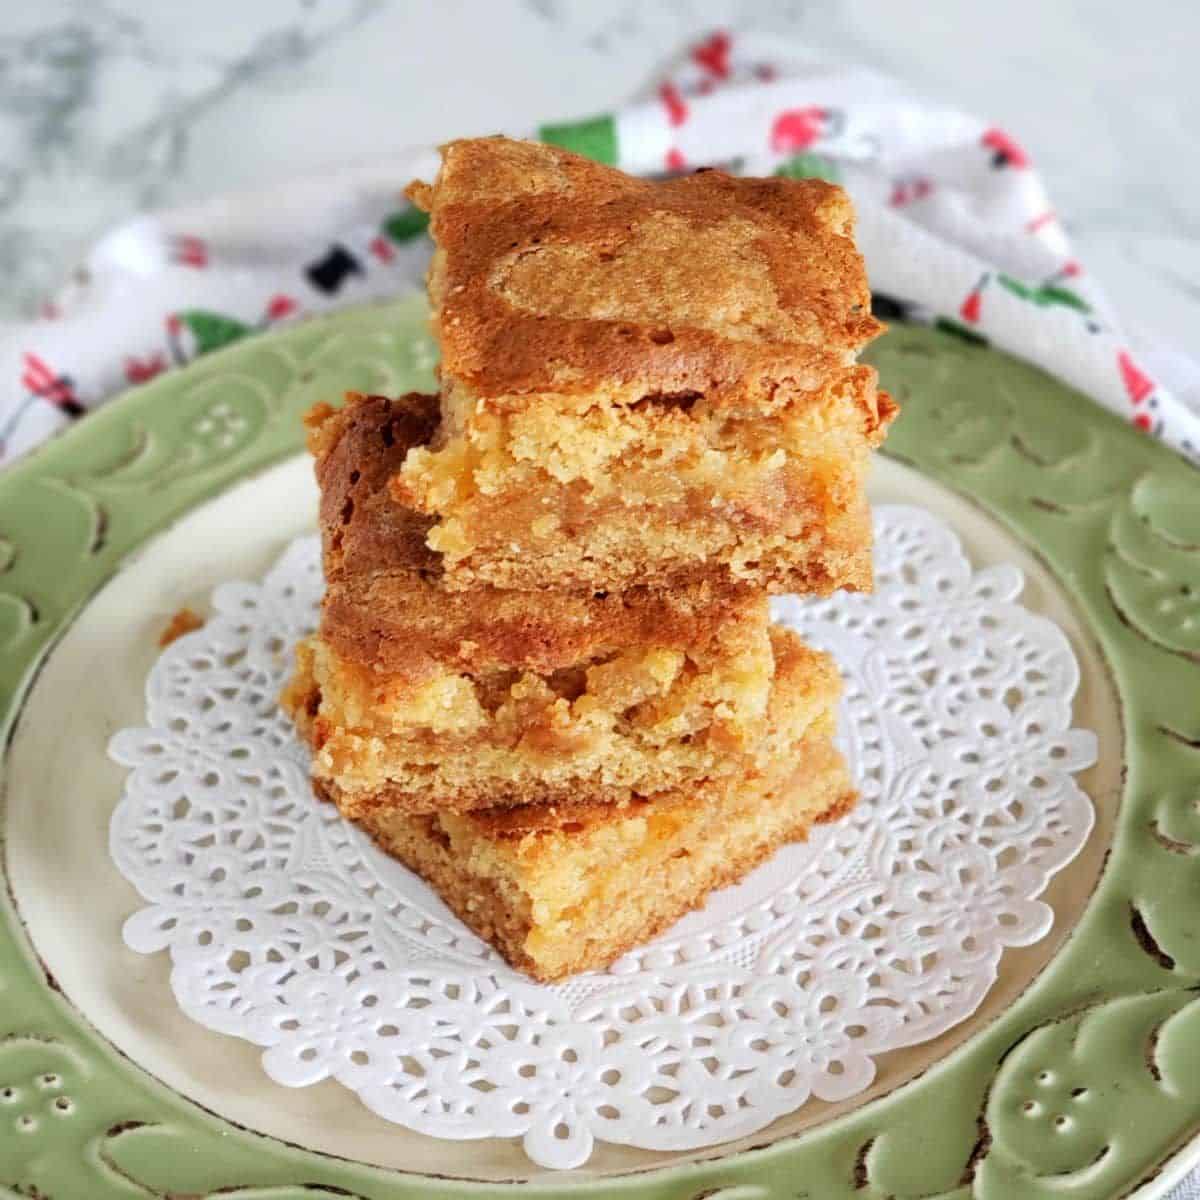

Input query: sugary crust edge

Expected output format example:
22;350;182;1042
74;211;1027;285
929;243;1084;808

360;762;856;981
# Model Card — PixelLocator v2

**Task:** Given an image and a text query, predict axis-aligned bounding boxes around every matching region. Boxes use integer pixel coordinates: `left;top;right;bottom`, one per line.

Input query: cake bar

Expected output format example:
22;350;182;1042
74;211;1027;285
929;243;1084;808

284;394;801;814
296;627;855;981
282;619;835;815
393;136;896;594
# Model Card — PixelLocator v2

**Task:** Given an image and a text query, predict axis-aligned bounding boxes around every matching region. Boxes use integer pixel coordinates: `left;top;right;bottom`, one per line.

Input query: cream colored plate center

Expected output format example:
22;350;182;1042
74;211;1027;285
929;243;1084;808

4;453;1122;1183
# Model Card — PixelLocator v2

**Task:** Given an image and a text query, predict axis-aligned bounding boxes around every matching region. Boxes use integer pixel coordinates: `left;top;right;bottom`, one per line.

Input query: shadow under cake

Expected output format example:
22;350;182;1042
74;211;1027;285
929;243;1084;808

293;626;855;982
394;136;897;594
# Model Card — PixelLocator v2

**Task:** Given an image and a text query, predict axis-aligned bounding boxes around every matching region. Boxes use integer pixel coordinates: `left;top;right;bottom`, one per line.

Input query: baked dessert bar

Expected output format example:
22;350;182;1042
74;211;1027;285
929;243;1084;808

394;136;896;594
297;628;855;981
307;391;768;692
282;617;834;815
284;393;795;813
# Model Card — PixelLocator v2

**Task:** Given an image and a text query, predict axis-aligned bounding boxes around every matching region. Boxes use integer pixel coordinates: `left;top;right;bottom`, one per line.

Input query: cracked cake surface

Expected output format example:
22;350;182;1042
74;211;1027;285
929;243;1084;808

285;393;827;814
392;136;895;593
289;626;855;981
276;139;882;981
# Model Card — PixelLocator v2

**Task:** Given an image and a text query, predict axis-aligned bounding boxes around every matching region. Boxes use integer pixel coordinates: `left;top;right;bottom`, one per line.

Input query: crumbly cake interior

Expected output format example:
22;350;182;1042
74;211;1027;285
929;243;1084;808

274;139;884;981
359;735;853;981
281;624;838;814
392;136;896;593
393;365;889;593
308;393;785;677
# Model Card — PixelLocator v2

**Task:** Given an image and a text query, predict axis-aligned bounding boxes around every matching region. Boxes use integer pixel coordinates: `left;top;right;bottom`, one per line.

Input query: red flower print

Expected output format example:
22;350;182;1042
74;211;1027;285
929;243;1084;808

770;108;828;154
1025;210;1057;233
981;128;1030;169
960;275;990;324
265;294;297;321
21;352;83;415
1134;412;1153;431
665;148;686;171
659;82;688;128
172;235;208;268
124;354;166;384
692;30;732;80
166;313;182;337
1118;350;1154;405
890;178;934;207
370;235;396;263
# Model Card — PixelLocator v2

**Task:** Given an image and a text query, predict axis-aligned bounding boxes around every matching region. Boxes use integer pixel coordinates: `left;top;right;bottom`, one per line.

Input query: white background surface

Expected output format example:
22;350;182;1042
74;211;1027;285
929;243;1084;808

0;0;1196;354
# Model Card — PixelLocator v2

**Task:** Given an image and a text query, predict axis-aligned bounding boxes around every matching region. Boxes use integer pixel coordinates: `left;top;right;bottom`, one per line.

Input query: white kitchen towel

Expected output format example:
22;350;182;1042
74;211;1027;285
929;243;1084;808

2;29;1198;466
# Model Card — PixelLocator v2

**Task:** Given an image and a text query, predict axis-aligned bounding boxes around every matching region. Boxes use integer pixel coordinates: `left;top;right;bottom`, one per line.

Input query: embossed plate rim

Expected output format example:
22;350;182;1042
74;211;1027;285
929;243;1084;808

2;297;1200;1199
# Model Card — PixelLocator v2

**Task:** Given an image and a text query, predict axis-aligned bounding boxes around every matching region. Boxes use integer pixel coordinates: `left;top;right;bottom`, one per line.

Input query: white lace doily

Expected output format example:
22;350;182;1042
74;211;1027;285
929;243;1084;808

108;505;1097;1169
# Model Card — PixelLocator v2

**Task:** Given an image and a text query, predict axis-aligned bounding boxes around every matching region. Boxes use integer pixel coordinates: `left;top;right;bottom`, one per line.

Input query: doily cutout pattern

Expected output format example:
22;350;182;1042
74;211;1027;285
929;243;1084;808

108;505;1097;1169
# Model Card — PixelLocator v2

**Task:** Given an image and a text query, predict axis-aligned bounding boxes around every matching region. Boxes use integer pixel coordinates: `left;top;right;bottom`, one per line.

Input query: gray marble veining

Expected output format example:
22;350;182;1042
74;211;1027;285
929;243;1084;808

0;0;380;315
0;0;1195;342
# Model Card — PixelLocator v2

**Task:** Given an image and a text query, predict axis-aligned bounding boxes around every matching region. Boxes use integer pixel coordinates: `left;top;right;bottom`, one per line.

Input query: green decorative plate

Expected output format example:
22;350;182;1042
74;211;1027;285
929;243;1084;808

2;296;1199;1200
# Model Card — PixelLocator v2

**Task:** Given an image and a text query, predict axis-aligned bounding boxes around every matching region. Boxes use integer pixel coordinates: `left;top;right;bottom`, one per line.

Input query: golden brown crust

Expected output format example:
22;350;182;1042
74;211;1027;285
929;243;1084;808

323;573;768;681
359;736;855;980
309;391;441;580
379;137;899;597
414;137;885;409
281;623;836;816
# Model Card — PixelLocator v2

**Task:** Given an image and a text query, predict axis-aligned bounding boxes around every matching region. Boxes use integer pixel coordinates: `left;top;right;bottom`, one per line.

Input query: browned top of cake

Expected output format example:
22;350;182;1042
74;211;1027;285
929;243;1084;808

407;136;884;409
453;627;840;839
305;392;440;579
308;394;769;679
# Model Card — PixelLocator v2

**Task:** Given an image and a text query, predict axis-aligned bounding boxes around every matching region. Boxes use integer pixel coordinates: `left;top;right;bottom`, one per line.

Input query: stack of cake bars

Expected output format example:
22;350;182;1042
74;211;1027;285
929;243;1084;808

282;137;896;982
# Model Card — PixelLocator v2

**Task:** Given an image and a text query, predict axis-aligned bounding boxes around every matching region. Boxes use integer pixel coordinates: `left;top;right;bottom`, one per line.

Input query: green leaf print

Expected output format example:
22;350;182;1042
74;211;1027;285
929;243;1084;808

538;114;619;165
1037;283;1091;313
383;206;431;243
934;317;989;346
177;311;253;355
997;273;1091;314
774;153;841;183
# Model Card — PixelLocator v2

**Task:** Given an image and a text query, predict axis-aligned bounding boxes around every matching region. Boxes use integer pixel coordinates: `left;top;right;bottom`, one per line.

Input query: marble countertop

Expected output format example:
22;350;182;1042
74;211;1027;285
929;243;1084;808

0;0;1196;349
